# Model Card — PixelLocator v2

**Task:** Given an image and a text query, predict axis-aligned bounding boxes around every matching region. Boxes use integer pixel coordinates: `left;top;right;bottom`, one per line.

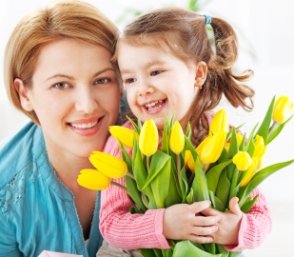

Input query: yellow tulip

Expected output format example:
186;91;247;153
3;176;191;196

196;132;227;164
139;119;158;156
210;109;229;134
232;151;253;171
184;150;195;171
272;96;294;124
77;169;110;190
109;126;135;148
169;120;185;154
89;151;128;179
253;135;266;158
239;157;261;187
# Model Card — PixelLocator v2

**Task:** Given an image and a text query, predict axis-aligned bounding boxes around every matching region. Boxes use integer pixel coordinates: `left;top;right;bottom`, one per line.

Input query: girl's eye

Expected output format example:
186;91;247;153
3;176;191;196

123;77;136;85
94;77;112;85
150;70;162;76
52;82;70;90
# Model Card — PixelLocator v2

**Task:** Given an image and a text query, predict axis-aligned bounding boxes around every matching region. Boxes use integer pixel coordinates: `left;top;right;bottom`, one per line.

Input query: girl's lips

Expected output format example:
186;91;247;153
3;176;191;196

142;99;167;114
68;116;104;136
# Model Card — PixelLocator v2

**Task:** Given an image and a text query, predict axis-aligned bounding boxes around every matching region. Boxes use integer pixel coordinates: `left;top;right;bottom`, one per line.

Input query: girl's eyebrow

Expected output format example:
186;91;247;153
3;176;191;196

120;60;166;74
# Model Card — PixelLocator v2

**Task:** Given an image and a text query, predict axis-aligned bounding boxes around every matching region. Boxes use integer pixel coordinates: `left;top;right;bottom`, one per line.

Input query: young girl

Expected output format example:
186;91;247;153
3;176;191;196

98;7;271;257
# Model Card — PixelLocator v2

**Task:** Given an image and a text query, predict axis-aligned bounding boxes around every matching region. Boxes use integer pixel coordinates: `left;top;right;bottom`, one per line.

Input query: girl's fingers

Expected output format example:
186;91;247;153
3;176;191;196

187;234;214;244
189;200;211;213
193;214;221;226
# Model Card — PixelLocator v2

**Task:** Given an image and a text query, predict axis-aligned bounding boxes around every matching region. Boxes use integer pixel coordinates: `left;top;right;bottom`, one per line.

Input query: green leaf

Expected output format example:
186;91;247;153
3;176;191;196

125;175;146;211
150;158;171;208
226;128;238;159
142;152;171;190
239;159;294;206
173;241;224;257
120;143;132;170
209;192;225;210
256;96;276;141
192;158;209;201
186;188;194;204
180;166;189;197
229;165;239;200
127;116;140;134
241;195;259;213
266;115;293;144
161;119;170;153
206;160;231;193
215;168;231;211
132;140;147;190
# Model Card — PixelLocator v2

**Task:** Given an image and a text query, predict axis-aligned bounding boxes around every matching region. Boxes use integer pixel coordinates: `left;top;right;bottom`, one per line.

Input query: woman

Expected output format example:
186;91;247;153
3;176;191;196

0;1;121;256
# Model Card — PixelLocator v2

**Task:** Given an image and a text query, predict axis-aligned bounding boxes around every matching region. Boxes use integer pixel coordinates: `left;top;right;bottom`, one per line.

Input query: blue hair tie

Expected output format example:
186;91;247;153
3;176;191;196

204;15;212;25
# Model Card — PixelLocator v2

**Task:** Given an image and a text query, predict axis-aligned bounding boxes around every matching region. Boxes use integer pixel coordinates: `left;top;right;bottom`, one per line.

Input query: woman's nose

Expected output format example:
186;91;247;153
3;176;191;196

75;87;98;114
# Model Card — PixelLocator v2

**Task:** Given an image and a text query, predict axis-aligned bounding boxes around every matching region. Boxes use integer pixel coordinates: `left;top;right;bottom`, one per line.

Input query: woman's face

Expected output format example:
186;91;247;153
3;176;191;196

17;39;120;160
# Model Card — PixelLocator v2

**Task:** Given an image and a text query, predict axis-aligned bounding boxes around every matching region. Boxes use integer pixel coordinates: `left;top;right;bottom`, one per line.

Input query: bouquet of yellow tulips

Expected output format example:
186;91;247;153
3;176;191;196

78;96;294;257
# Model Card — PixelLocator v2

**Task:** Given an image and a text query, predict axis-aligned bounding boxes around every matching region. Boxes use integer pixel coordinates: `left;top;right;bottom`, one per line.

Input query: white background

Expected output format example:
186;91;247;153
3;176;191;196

1;1;294;255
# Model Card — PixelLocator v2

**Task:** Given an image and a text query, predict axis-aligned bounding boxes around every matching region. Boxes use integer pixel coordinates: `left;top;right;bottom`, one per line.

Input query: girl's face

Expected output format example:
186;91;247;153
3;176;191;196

17;39;120;162
117;41;201;128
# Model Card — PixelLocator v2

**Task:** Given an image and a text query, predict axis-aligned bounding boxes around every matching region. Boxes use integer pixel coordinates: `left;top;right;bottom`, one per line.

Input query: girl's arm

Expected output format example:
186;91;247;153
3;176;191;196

100;136;170;249
99;175;170;249
225;189;272;252
202;188;272;252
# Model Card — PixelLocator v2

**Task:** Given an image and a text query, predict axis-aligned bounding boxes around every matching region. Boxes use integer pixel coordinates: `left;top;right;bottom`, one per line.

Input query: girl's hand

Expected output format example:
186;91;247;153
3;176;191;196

202;197;243;246
163;201;220;243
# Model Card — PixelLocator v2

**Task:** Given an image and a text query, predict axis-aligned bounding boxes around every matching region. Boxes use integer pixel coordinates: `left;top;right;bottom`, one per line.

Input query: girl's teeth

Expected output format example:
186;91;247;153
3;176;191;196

145;100;164;108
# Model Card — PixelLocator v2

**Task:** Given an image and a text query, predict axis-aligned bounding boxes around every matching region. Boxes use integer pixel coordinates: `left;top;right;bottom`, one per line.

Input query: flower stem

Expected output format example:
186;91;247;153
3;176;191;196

111;181;127;191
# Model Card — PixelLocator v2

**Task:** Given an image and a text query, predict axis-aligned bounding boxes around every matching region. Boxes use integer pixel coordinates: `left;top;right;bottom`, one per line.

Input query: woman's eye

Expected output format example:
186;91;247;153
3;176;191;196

150;70;161;76
52;82;70;90
94;77;112;85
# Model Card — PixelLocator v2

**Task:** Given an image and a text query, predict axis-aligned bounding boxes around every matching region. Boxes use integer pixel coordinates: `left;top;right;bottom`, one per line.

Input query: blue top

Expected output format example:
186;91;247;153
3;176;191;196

0;122;102;257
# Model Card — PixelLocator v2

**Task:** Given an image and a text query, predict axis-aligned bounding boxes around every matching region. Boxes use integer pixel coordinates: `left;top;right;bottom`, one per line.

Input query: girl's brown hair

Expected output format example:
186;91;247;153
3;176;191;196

117;7;254;145
4;0;119;123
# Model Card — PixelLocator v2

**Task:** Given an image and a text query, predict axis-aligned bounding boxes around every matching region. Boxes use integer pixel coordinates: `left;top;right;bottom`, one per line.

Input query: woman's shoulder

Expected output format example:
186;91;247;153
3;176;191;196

0;122;45;189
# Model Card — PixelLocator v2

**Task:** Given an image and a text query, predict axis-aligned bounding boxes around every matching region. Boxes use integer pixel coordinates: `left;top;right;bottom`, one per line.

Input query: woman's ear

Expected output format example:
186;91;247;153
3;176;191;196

194;61;208;89
14;78;33;111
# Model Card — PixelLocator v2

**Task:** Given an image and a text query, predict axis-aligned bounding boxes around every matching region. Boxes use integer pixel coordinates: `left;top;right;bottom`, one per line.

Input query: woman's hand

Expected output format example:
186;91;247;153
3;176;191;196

163;200;220;243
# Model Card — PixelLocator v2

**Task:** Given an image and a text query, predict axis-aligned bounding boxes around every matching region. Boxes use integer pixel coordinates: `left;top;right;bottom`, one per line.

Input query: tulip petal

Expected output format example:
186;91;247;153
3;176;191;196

77;169;110;190
169;121;185;154
210;109;229;134
109;126;135;148
89;151;128;179
139;119;159;156
272;96;294;124
197;132;227;164
232;151;253;171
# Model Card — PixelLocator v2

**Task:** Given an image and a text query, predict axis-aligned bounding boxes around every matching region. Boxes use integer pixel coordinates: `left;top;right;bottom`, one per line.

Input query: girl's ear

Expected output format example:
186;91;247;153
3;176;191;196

194;61;208;89
14;78;34;111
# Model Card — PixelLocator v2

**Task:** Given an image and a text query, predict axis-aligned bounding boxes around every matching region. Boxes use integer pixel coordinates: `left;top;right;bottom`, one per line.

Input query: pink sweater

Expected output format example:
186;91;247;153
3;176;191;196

100;126;272;252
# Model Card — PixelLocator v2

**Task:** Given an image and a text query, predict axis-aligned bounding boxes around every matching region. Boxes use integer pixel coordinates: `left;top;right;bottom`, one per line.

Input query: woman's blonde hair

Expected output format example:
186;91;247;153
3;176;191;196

4;0;119;123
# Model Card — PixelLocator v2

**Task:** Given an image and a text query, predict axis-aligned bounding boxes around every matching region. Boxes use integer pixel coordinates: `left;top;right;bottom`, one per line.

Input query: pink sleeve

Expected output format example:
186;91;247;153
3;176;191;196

100;132;170;250
225;188;272;252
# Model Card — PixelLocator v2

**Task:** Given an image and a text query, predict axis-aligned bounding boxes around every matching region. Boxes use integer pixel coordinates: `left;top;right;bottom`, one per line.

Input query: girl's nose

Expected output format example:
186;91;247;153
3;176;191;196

138;79;155;97
75;88;98;114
